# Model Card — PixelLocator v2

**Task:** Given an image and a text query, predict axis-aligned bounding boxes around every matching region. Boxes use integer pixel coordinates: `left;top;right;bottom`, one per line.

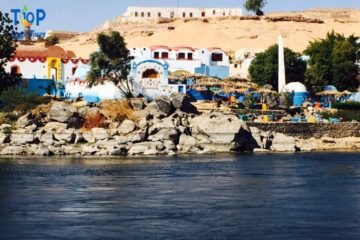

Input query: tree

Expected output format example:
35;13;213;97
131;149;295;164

244;0;267;16
249;45;307;90
87;31;134;98
304;31;359;93
0;11;22;92
45;35;59;46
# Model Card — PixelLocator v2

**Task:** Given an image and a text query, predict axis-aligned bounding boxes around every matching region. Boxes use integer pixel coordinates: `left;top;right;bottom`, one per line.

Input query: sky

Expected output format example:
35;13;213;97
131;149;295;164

1;0;360;32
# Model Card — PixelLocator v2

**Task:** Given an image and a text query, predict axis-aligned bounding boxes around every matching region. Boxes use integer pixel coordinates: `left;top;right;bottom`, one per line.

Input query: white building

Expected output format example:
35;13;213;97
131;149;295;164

130;59;186;100
5;45;88;82
130;45;230;79
230;48;264;79
121;6;242;22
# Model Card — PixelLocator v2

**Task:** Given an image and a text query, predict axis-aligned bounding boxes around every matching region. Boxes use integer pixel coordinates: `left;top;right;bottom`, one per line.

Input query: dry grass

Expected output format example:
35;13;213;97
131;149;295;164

82;112;106;130
31;102;52;117
0;113;6;125
99;100;139;123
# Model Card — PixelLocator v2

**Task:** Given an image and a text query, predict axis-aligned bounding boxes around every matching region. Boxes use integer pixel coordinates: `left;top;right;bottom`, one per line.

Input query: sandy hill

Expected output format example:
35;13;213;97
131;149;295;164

59;8;360;59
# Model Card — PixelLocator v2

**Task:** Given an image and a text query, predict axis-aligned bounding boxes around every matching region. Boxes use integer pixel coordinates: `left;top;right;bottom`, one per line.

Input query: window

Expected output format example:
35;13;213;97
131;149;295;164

188;53;193;60
158;12;161;17
223;11;226;16
201;12;206;17
142;69;159;79
161;52;169;59
170;11;175;18
213;10;216;15
135;12;138;17
10;65;19;74
72;66;77;75
147;12;151;17
183;12;186;18
178;53;186;59
211;53;223;62
154;52;160;59
234;64;238;68
189;12;193;17
141;12;145;17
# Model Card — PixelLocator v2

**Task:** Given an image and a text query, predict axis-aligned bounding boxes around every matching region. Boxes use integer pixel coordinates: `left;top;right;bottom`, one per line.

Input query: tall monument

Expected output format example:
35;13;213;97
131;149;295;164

278;35;286;93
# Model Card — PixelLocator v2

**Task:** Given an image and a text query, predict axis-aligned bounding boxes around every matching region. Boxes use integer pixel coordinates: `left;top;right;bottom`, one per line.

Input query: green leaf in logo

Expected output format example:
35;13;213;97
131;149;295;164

22;5;29;13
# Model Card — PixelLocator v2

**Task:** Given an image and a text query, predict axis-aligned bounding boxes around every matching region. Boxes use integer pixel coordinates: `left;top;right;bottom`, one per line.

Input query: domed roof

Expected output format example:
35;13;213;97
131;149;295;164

282;82;307;93
324;85;338;91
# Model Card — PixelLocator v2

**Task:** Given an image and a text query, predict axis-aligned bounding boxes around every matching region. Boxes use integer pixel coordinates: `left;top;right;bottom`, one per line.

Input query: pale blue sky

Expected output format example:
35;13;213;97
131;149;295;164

1;0;359;32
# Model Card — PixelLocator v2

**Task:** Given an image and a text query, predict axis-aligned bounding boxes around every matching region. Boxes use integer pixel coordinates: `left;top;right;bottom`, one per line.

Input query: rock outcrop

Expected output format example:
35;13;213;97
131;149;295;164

0;99;359;156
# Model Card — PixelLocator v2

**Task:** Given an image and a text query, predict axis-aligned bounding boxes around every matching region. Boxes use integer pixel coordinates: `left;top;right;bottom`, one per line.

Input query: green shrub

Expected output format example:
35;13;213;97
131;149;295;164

0;88;51;114
45;35;59;46
337;110;360;122
332;102;360;110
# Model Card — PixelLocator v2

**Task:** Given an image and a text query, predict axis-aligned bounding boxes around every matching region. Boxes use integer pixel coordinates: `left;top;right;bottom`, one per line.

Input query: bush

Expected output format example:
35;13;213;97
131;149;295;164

0;112;18;125
45;35;59;46
83;112;106;130
332;102;360;110
0;88;51;114
338;110;360;122
157;18;176;24
99;100;138;123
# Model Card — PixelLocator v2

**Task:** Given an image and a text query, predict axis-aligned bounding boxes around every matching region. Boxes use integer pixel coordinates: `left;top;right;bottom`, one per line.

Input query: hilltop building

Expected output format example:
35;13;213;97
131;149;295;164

116;6;242;23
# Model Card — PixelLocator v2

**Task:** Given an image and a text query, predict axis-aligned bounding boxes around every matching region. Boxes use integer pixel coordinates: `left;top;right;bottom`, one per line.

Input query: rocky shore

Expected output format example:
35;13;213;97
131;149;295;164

0;94;359;157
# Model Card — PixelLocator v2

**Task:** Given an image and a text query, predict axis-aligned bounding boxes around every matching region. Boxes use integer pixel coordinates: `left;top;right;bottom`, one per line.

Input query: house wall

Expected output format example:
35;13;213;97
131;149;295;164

5;59;47;79
130;46;230;78
195;65;229;79
5;57;89;83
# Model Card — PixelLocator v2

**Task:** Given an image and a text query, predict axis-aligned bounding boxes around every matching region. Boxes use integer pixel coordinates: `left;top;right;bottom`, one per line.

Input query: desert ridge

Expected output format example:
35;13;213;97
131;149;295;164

59;8;360;59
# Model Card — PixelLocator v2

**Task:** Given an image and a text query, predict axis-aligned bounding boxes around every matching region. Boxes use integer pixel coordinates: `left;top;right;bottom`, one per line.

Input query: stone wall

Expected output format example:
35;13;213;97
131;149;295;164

248;122;360;139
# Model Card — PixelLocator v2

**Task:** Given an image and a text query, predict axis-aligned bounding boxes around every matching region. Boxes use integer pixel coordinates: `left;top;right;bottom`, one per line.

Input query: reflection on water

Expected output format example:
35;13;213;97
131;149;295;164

0;153;360;240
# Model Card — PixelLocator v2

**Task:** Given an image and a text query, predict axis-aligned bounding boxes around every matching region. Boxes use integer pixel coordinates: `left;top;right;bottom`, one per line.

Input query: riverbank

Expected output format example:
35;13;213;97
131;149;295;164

0;95;359;157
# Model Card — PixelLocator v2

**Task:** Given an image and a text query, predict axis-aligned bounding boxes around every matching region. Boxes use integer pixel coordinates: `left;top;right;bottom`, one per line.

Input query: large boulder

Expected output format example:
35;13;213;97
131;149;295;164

170;93;199;114
43;122;68;133
15;113;33;128
91;128;110;141
0;133;10;144
83;132;96;143
128;141;164;155
48;102;79;123
148;128;179;143
54;130;76;143
35;146;52;156
271;133;298;152
155;96;174;116
131;128;148;143
129;98;147;111
118;120;136;135
190;112;257;152
82;145;99;155
0;146;26;155
190;112;245;144
39;133;55;146
10;133;36;145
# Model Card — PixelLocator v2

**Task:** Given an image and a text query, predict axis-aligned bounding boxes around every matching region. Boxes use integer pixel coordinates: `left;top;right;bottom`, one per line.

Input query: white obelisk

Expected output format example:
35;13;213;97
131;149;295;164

278;35;286;93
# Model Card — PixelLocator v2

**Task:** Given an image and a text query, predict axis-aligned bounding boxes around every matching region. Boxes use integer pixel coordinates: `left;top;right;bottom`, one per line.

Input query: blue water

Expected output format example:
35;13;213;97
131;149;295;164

0;153;360;240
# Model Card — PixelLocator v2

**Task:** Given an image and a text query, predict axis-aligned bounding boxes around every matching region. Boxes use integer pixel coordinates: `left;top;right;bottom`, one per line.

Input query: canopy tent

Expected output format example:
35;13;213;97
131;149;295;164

316;90;339;96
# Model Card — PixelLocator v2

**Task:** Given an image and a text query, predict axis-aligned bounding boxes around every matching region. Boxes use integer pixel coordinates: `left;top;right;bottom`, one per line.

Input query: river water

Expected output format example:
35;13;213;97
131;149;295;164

0;152;359;240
